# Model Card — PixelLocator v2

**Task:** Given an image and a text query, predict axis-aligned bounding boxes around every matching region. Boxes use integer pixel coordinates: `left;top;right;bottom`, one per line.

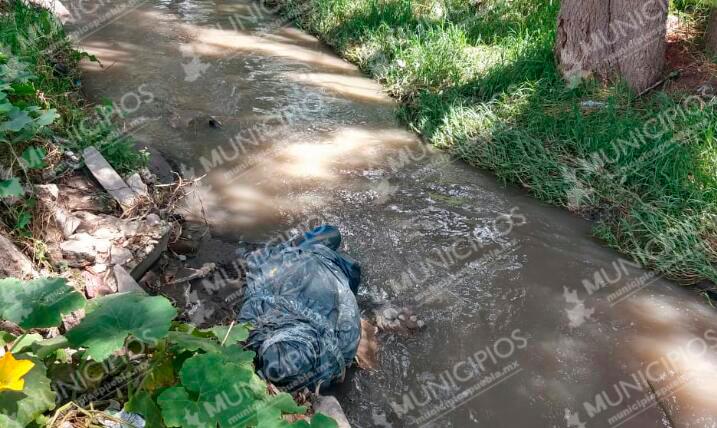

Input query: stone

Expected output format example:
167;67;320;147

60;234;97;267
126;173;149;197
146;213;161;227
35;184;59;200
83;147;138;210
0;233;37;279
94;239;112;253
53;207;82;238
114;265;145;294
35;184;81;238
383;307;398;321
110;246;133;266
313;396;351;428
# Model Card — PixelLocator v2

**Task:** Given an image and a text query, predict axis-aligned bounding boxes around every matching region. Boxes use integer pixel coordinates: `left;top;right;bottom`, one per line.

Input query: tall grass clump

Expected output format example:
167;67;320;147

271;0;717;284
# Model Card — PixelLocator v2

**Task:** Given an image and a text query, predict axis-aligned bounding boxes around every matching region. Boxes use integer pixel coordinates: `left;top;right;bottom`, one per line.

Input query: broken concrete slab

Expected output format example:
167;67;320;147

59;233;113;267
114;265;145;294
110;245;133;266
126;173;149;197
64;211;171;280
83;147;138;210
0;233;38;279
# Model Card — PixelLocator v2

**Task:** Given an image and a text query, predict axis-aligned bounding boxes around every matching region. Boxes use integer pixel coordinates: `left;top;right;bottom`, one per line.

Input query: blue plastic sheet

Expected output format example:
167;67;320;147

238;225;361;390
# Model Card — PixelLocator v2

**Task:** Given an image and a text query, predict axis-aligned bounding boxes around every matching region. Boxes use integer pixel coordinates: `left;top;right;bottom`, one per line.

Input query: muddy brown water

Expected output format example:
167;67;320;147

68;1;717;426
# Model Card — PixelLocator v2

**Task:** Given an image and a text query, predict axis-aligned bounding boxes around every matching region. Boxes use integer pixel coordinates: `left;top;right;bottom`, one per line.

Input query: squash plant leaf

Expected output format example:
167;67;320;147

0;356;55;426
0;414;23;428
157;352;278;428
20;146;46;170
0;277;85;329
156;386;202;428
9;333;42;354
166;331;222;354
34;109;57;127
126;390;166;428
66;292;176;361
255;392;307;428
208;323;250;346
0;178;23;198
0;107;31;132
306;412;339;428
220;344;255;366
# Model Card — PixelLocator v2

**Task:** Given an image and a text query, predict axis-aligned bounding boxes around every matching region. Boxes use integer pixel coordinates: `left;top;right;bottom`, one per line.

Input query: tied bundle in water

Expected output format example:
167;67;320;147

238;225;361;390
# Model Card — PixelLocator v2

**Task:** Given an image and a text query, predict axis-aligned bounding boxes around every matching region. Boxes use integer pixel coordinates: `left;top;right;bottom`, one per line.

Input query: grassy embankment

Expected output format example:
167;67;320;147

272;0;717;285
0;0;144;256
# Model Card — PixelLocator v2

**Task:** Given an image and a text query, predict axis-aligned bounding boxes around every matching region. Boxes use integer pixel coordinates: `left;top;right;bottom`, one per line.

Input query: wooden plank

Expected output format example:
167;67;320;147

82;147;137;211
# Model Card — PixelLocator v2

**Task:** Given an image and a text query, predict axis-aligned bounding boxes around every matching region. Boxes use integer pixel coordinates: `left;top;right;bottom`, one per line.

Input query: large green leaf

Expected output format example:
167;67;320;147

34;109;57;127
0;414;23;428
66;292;176;361
0;178;23;198
0;107;32;132
0;356;55;426
20;146;46;170
126;390;165;428
308;413;339;428
166;331;222;354
220;344;255;366
156;386;202;427
208;324;250;346
10;333;42;353
255;393;307;428
157;352;280;428
0;277;85;329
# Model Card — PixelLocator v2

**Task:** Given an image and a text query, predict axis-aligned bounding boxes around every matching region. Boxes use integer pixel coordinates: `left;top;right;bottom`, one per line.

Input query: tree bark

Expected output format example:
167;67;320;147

706;8;717;55
555;0;669;93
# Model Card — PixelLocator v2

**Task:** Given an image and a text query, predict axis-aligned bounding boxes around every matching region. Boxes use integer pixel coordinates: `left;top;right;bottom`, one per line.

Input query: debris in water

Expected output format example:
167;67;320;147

208;116;223;128
356;319;378;370
375;305;425;332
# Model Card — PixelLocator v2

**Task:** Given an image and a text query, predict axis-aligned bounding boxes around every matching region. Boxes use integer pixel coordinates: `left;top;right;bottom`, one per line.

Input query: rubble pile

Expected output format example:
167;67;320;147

33;147;172;300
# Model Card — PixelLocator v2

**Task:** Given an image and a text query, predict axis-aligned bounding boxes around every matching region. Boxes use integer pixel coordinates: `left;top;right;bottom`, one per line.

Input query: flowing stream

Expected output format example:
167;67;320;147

69;1;717;426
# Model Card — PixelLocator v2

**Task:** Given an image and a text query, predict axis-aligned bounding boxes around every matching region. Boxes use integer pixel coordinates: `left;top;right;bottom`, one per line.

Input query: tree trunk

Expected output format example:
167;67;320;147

555;0;669;93
706;8;717;55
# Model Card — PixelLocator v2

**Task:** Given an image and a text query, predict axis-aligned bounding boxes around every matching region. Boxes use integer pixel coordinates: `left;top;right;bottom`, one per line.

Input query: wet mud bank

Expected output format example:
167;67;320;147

69;0;717;426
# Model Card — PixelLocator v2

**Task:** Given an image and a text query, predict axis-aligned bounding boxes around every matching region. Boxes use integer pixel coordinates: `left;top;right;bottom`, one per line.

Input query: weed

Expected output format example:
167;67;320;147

273;0;717;284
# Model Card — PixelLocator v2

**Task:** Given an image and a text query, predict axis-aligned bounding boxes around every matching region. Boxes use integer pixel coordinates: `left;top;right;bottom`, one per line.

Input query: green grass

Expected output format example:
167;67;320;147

273;0;717;284
0;0;146;235
0;0;146;174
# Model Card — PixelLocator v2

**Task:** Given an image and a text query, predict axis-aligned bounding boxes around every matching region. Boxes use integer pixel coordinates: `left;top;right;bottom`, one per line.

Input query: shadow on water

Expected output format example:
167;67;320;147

69;0;717;426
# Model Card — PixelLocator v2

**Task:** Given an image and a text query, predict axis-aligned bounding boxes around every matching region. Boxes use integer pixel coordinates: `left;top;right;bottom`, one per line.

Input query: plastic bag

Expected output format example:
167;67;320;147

238;225;361;390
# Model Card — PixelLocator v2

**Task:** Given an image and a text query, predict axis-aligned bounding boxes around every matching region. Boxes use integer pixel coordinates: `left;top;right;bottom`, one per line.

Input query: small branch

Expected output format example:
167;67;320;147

221;321;236;346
